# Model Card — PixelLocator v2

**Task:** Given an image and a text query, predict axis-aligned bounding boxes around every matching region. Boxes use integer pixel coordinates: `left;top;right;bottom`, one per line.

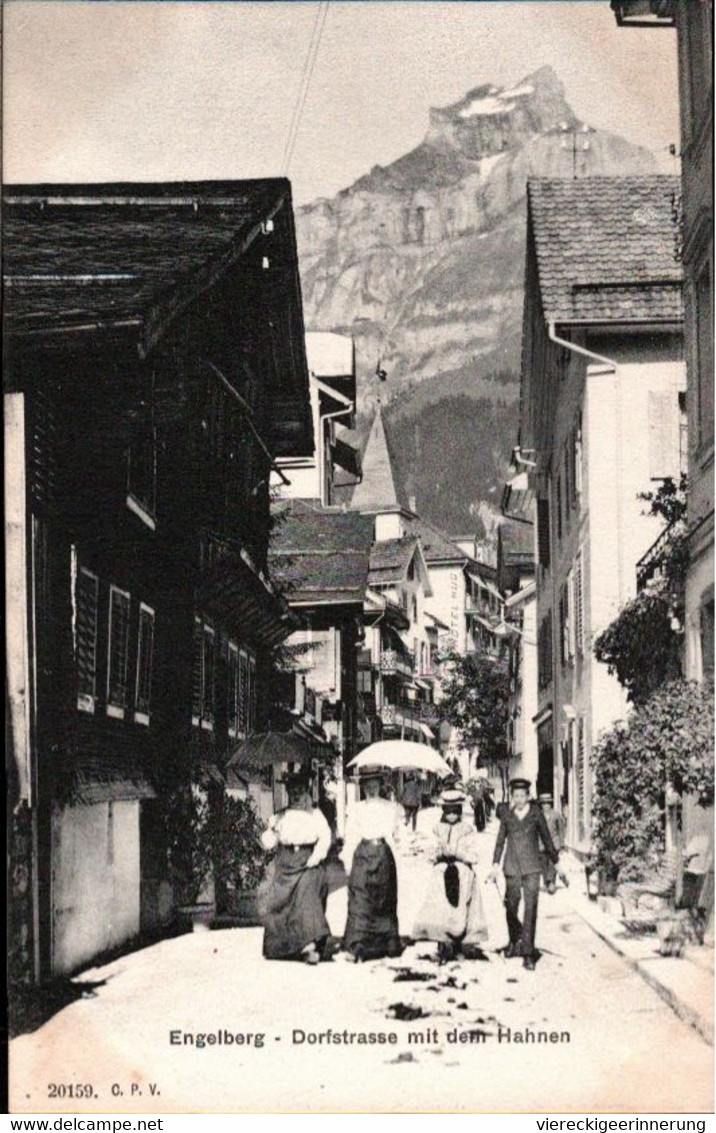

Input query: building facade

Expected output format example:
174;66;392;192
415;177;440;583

520;176;685;853
4;179;313;982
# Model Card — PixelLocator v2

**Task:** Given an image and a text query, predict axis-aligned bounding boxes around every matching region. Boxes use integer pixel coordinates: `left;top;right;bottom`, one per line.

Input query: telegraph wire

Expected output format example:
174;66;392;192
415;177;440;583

280;2;323;174
282;1;330;176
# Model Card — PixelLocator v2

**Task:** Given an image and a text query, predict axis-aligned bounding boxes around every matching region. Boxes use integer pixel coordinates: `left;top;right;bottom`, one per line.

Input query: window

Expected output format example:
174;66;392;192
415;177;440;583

679;391;689;473
75;563;99;713
537;497;551;569
126;396;157;529
574;414;583;500
538;611;553;690
559;583;572;668
695;262;714;448
701;599;715;682
564;444;571;522
648;390;680;479
107;585;131;718
192;616;215;729
684;1;712;142
134;603;155;723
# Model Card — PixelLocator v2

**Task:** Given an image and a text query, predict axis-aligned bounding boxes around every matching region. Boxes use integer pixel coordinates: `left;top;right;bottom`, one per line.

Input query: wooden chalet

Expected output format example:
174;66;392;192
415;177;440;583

4;180;313;983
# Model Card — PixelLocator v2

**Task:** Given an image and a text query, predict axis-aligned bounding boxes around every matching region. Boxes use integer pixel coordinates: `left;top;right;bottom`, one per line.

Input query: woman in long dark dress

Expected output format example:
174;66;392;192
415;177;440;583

341;772;402;962
258;776;332;964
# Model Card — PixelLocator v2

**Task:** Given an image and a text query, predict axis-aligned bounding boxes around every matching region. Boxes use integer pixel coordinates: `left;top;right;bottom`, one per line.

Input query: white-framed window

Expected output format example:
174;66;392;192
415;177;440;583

192;616;216;729
107;585;131;718
134;602;155;724
574;414;583;500
75;563;99;713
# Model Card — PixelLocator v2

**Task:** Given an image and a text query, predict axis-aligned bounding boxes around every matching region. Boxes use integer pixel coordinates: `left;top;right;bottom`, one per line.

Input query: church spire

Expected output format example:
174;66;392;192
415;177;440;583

351;403;409;511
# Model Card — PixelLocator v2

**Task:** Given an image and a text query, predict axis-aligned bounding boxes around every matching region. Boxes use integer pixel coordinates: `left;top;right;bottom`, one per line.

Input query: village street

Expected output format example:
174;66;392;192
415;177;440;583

10;809;713;1115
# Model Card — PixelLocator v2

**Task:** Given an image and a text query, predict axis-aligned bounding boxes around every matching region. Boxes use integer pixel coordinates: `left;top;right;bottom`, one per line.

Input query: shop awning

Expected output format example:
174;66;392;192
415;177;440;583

418;723;435;740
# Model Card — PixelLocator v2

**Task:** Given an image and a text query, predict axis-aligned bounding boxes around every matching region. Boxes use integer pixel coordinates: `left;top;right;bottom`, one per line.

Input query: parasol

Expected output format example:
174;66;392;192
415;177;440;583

347;740;452;777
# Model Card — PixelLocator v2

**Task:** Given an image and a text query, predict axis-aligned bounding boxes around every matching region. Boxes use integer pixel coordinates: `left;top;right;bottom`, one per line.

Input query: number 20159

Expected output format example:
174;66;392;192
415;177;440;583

48;1084;96;1098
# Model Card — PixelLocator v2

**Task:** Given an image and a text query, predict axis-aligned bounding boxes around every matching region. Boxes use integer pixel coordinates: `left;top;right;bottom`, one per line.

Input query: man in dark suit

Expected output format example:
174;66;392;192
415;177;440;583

488;778;567;970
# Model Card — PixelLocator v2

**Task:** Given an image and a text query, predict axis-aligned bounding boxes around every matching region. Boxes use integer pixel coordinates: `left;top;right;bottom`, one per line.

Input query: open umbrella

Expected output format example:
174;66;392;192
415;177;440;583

227;730;314;771
347;740;452;777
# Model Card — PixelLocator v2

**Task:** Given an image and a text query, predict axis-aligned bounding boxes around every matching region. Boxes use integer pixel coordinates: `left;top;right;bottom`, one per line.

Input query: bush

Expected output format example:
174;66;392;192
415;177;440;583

592;680;714;884
214;793;268;895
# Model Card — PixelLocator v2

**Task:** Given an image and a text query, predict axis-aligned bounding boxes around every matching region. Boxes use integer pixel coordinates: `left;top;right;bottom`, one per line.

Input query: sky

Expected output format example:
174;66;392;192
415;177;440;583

4;1;681;204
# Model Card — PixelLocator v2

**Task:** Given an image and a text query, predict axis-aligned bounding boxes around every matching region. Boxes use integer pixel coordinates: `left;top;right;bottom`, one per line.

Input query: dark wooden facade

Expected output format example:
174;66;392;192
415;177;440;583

4;180;313;982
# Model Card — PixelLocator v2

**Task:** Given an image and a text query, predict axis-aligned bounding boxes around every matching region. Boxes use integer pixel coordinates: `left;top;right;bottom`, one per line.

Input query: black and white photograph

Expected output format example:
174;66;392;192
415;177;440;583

4;0;714;1115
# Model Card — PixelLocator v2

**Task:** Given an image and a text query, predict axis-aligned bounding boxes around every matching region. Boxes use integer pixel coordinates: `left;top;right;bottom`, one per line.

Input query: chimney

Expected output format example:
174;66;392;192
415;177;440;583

409;495;417;513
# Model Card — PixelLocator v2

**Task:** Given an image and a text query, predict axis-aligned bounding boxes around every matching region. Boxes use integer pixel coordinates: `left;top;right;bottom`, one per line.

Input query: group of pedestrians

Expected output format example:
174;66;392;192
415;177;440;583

257;770;567;972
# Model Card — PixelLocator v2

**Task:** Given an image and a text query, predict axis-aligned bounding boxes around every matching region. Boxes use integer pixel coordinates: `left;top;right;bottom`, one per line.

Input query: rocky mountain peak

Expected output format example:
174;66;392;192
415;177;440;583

295;68;660;528
426;65;578;161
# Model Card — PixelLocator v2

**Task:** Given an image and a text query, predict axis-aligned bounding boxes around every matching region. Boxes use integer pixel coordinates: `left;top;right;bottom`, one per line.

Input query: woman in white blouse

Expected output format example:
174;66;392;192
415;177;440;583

341;770;403;962
258;775;332;964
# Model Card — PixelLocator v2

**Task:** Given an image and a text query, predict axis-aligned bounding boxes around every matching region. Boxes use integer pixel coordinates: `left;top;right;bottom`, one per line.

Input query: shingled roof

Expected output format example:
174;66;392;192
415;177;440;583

404;514;468;565
527;176;683;325
368;536;420;586
269;499;374;605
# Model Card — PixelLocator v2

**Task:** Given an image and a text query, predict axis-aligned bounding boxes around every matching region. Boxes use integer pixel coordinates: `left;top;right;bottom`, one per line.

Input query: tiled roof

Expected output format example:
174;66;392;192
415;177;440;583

498;520;534;567
4;180;287;336
368;536;419;585
404;514;468;564
270;499;374;605
527;176;683;324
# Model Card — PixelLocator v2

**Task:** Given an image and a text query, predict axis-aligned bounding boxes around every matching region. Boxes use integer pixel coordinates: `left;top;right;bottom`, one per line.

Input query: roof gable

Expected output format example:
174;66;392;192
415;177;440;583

527;175;683;325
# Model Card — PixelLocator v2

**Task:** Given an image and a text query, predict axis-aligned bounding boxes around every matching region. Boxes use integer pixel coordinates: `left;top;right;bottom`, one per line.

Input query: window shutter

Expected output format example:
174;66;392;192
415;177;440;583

567;569;576;659
76;567;99;710
556;475;563;541
135;605;155;716
192;618;203;721
648;391;679;479
228;643;239;735
537;498;551;568
107;587;131;710
575;551;584;656
248;655;256;733
202;625;215;725
238;650;249;735
577;718;586;842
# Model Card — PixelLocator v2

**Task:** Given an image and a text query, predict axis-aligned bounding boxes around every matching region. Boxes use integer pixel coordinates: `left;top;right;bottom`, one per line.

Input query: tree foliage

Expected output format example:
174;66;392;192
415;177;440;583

594;476;689;704
591;680;714;884
438;648;509;764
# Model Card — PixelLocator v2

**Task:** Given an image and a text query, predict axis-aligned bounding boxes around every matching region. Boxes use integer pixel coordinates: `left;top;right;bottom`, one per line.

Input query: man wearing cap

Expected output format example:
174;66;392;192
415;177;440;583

538;792;565;895
341;770;403;962
413;789;488;963
258;774;332;964
488;778;567;969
